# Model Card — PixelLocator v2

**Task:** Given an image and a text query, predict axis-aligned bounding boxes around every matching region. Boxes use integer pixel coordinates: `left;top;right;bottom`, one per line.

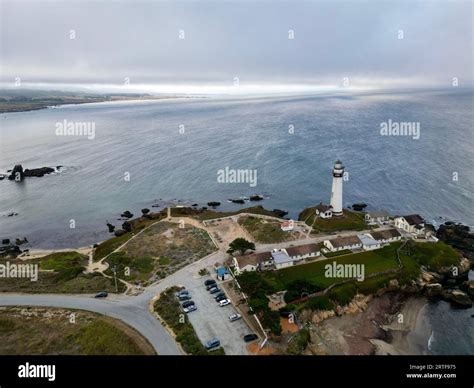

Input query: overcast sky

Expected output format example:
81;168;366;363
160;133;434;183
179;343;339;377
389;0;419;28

0;0;472;93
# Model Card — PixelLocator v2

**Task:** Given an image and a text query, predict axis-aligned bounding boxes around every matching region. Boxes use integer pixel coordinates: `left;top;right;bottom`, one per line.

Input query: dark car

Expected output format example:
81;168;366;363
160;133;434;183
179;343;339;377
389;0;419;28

205;338;221;350
204;279;216;287
214;292;225;300
209;287;221;294
178;294;192;301
243;334;258;343
94;291;108;298
181;300;195;308
175;289;190;297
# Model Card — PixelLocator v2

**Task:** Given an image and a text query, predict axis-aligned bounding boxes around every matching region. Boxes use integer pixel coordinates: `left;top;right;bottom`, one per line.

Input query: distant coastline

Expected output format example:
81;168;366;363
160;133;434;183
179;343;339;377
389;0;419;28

0;90;192;114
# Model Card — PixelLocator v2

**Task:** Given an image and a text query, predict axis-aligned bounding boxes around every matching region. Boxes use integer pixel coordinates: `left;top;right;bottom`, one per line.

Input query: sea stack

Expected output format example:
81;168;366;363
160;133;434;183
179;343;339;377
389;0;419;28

330;160;344;216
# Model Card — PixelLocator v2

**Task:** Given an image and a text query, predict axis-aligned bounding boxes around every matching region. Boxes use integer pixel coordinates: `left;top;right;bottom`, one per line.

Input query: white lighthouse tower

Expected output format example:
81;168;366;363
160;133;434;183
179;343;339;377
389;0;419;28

330;160;344;216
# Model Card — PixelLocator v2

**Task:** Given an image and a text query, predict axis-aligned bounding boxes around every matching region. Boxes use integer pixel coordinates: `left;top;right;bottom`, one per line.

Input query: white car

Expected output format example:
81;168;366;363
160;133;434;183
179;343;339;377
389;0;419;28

219;299;231;307
183;305;197;313
229;313;242;322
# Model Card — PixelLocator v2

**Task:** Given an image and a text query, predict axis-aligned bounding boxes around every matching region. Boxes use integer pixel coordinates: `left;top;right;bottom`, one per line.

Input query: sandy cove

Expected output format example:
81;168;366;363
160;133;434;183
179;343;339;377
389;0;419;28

307;293;429;355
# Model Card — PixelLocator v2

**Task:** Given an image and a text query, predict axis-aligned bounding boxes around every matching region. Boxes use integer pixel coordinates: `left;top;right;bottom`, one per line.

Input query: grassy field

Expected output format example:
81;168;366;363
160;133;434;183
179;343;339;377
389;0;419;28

238;216;295;243
0;251;124;293
408;241;460;271
0;307;154;355
262;243;401;290
105;222;217;284
154;287;225;355
324;249;353;258
171;205;285;220
299;207;367;233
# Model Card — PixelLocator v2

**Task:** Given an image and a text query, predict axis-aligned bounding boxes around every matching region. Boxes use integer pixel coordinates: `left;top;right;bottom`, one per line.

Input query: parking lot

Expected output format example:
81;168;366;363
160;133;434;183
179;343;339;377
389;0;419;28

179;276;253;355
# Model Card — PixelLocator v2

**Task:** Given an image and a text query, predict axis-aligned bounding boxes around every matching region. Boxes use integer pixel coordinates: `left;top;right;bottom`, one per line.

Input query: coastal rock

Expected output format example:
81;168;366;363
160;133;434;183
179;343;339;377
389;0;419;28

2;239;10;245
207;201;221;207
425;283;443;297
311;309;336;324
272;209;289;217
7;212;18;217
114;229;127;237
8;165;24;181
437;223;474;260
141;208;150;215
444;290;472;308
352;203;367;211
106;222;115;233
191;203;198;207
24;167;55;177
15;237;28;245
122;221;132;233
250;195;264;201
0;244;21;257
121;210;133;218
230;199;245;204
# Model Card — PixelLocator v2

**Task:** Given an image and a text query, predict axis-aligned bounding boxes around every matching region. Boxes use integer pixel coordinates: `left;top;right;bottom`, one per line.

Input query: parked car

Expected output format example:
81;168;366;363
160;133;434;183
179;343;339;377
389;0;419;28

204;338;220;350
175;289;190;297
214;292;226;300
206;283;217;291
243;334;258;342
229;313;242;322
204;279;216;287
209;287;221;294
183;305;197;313
178;294;192;301
181;300;195;308
94;291;108;298
219;299;231;307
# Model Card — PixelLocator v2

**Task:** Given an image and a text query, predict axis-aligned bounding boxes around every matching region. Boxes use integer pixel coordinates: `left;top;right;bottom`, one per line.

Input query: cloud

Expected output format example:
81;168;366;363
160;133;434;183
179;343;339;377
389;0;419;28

0;0;472;91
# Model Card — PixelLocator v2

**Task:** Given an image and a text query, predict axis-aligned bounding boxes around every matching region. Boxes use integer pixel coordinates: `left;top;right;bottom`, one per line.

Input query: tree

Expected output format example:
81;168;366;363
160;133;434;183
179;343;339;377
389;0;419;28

227;238;255;255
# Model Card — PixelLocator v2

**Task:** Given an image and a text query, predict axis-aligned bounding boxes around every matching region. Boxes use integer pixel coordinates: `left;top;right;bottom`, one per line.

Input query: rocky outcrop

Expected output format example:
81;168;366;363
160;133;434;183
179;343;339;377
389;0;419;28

442;290;472;308
437;223;474;260
0;244;21;257
352;203;367;211
141;208;150;215
272;209;288;217
24;167;55;177
7;164;56;181
15;237;28;245
121;210;133;219
8;165;24;181
250;195;264;201
106;222;115;233
122;221;132;233
207;202;221;207
114;229;127;237
230;199;245;204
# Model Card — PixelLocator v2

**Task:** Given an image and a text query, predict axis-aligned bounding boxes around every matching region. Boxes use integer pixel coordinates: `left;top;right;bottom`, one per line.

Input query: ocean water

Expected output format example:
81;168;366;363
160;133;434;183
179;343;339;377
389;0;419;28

0;88;473;248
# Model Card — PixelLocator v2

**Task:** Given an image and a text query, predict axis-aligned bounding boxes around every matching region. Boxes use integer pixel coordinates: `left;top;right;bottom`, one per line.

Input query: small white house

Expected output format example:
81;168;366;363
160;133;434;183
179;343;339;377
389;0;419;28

284;243;320;260
233;252;273;274
358;234;381;250
280;220;294;232
365;210;391;225
324;236;362;252
369;228;402;244
271;250;296;270
315;203;333;219
395;214;425;234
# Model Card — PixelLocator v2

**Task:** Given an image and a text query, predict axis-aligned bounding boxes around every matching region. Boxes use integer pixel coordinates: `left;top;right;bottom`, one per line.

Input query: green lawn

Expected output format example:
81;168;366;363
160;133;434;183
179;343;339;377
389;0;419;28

266;243;401;290
324;249;353;258
299;208;367;233
409;241;460;271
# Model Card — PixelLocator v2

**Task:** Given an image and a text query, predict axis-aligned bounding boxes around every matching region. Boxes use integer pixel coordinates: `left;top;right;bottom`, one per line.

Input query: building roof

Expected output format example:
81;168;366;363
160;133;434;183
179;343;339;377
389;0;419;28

366;210;390;218
370;228;401;241
358;234;380;247
285;243;320;257
281;221;293;228
402;214;424;225
234;251;272;268
327;235;362;248
271;251;293;265
315;203;332;212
